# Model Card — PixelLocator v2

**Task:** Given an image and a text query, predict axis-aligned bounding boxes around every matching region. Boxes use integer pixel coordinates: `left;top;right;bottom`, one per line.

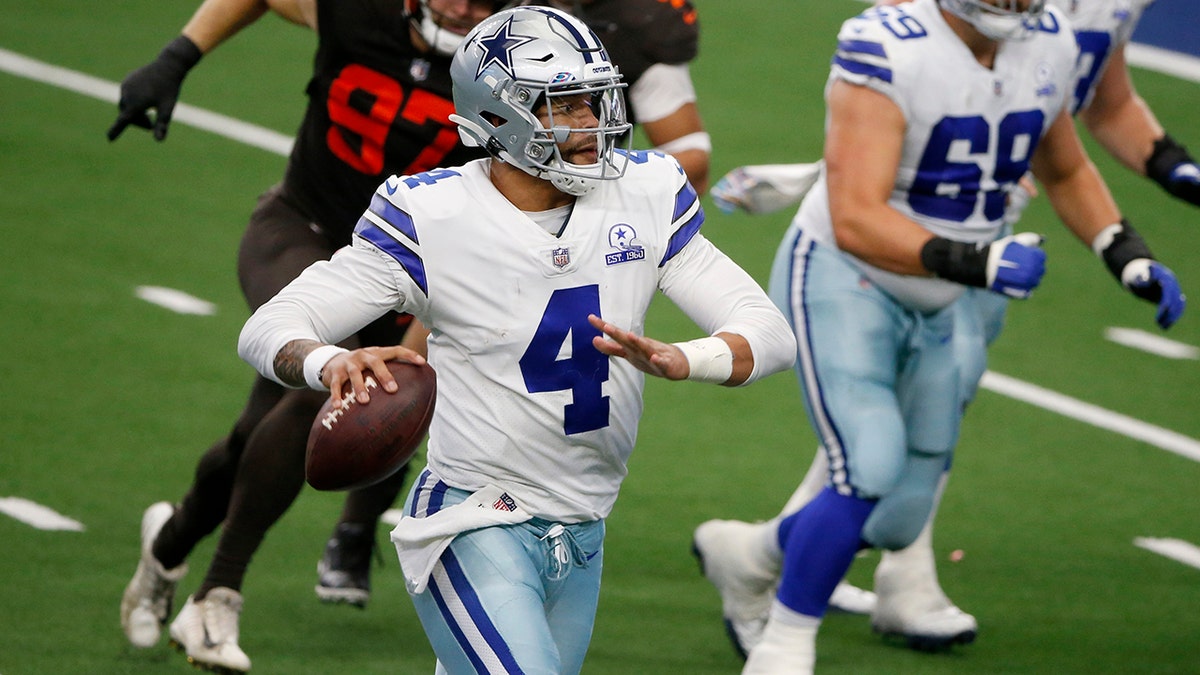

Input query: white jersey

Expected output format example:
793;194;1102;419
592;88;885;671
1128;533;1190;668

240;152;794;522
790;0;1077;311
1049;0;1154;113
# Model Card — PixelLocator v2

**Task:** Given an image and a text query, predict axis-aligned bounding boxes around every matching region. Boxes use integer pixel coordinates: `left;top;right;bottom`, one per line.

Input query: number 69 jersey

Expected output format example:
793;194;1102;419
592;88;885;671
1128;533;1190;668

794;0;1077;250
240;151;792;522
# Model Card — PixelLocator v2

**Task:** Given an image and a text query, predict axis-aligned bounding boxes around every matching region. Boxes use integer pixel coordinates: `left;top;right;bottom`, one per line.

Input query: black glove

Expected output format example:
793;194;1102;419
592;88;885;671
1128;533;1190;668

106;36;203;142
1146;134;1200;208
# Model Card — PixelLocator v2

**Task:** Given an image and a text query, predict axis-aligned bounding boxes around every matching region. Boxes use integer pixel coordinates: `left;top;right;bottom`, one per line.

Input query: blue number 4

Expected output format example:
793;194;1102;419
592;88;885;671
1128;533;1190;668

519;285;610;435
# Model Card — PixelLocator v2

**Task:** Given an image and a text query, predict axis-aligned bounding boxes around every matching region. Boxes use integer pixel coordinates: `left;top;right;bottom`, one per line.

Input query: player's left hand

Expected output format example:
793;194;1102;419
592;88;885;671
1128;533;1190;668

587;315;689;380
1163;161;1200;207
1121;259;1186;329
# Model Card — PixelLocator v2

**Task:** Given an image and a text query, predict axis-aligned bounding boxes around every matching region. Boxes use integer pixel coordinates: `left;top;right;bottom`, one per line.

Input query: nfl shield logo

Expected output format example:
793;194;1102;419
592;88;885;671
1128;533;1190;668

552;247;571;269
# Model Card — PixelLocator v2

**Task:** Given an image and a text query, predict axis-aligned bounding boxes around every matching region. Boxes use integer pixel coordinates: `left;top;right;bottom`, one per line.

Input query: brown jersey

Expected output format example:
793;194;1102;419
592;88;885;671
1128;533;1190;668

282;0;485;244
568;0;699;123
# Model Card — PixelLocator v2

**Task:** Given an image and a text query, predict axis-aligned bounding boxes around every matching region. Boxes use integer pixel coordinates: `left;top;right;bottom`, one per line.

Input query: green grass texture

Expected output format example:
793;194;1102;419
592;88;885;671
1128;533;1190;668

1;1;1198;673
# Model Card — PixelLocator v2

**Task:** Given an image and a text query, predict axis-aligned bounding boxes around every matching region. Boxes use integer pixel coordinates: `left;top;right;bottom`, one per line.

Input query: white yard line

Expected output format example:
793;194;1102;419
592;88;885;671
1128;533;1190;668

0;497;85;531
136;285;218;316
1104;327;1200;360
0;47;293;156
1133;537;1200;570
980;371;1200;463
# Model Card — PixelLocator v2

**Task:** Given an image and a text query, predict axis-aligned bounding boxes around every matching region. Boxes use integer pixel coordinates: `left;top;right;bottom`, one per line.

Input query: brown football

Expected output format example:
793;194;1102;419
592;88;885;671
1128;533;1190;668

305;361;436;491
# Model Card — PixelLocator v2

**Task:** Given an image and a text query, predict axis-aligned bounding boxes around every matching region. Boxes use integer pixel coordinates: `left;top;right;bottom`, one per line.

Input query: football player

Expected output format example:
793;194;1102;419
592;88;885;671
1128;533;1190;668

709;0;1185;672
112;0;503;671
520;0;711;192
695;0;1199;658
237;7;796;672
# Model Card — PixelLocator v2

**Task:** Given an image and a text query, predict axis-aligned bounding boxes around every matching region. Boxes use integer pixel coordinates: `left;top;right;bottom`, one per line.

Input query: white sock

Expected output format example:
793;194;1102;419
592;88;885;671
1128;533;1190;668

743;600;819;674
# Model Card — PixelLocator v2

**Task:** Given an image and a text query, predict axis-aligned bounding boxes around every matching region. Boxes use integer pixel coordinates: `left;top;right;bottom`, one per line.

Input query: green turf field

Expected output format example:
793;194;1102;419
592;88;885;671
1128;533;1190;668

2;1;1199;673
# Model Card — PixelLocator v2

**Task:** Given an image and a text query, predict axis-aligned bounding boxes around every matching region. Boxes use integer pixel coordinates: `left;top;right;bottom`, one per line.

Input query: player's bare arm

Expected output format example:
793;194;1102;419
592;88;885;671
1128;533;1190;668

1030;108;1122;246
824;80;933;275
1077;44;1164;175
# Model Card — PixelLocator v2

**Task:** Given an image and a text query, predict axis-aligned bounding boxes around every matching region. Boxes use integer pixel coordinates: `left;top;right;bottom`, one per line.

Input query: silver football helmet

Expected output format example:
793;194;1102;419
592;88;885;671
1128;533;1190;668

940;0;1047;41
449;6;632;196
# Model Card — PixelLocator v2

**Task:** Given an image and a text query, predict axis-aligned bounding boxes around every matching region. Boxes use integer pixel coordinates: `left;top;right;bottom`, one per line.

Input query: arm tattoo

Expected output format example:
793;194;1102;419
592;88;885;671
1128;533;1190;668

275;339;325;388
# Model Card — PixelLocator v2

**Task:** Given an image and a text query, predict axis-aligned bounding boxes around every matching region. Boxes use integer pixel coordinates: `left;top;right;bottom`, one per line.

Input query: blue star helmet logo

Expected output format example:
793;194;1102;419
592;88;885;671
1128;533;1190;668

472;17;535;81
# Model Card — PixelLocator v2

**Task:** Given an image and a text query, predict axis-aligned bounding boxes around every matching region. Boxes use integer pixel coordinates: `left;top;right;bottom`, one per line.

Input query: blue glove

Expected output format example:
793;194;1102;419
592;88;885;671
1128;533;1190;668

985;232;1046;299
1121;259;1186;329
1164;161;1200;207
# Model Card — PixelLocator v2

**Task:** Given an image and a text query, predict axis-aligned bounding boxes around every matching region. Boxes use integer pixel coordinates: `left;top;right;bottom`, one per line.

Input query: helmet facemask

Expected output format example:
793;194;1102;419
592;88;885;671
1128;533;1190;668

940;0;1047;41
449;6;633;196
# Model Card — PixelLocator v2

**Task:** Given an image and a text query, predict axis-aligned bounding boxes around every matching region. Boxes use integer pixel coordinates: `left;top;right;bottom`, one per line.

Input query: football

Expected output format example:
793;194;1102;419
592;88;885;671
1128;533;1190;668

305;360;436;491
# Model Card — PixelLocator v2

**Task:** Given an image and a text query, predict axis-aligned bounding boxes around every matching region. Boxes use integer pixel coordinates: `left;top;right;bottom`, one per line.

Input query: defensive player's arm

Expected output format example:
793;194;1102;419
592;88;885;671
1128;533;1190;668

632;63;711;193
184;0;314;50
823;79;931;274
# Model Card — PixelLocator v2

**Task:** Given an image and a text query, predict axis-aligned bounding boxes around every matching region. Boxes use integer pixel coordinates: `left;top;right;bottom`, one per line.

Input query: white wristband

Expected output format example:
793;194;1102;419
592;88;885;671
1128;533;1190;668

673;336;734;384
303;345;349;392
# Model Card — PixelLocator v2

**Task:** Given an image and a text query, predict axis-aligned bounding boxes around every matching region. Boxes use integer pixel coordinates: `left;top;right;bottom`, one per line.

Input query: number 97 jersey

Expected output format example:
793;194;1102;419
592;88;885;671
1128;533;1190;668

799;0;1077;247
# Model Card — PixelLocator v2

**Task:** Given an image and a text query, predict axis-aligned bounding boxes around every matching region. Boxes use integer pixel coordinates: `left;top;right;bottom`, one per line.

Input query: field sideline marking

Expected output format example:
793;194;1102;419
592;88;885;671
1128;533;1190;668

0;497;85;531
5;46;1200;464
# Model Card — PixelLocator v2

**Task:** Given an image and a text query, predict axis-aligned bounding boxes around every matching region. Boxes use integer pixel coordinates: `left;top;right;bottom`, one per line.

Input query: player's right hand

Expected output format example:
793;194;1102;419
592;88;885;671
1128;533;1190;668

985;232;1046;299
106;36;202;142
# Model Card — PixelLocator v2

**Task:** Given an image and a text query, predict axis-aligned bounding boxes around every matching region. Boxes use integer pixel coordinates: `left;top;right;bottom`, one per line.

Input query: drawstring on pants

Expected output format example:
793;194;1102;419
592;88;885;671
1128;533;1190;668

540;523;587;581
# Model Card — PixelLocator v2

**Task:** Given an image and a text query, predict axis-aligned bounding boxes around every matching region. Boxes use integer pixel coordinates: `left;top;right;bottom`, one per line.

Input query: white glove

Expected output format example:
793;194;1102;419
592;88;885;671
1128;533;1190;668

710;162;823;215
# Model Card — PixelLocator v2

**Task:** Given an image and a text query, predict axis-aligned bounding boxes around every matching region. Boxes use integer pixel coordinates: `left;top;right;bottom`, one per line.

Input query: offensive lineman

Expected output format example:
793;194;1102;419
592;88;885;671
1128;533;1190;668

732;0;1185;672
695;0;1200;658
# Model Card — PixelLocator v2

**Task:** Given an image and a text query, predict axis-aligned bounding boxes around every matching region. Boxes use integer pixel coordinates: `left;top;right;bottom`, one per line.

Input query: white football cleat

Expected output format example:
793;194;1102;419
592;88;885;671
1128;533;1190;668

120;502;188;648
169;588;252;673
871;552;977;651
828;580;877;615
691;519;778;658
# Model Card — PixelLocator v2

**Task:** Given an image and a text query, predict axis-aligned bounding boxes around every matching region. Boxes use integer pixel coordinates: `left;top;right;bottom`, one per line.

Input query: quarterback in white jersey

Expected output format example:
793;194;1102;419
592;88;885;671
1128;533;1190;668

735;1;1184;673
239;7;794;672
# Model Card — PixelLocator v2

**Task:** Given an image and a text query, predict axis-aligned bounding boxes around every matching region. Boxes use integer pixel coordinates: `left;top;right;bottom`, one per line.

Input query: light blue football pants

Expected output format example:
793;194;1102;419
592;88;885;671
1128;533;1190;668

403;470;605;675
770;229;985;549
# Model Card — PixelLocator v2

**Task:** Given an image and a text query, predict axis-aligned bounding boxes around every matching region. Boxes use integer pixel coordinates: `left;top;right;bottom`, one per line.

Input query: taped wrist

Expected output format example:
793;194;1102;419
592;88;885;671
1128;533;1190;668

919;236;987;287
673;336;734;384
159;35;203;74
302;345;349;392
1146;134;1195;188
1091;219;1156;282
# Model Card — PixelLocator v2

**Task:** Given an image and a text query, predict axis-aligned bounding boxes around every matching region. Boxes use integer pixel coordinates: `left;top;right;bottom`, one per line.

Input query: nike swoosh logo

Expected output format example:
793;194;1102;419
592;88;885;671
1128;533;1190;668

385;179;399;195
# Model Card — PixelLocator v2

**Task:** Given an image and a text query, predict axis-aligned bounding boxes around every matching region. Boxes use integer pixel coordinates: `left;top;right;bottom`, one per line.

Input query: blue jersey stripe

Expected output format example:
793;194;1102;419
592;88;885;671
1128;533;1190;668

367;193;420;244
671;181;699;222
833;54;893;84
355;224;430;297
837;38;886;58
660;208;703;267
